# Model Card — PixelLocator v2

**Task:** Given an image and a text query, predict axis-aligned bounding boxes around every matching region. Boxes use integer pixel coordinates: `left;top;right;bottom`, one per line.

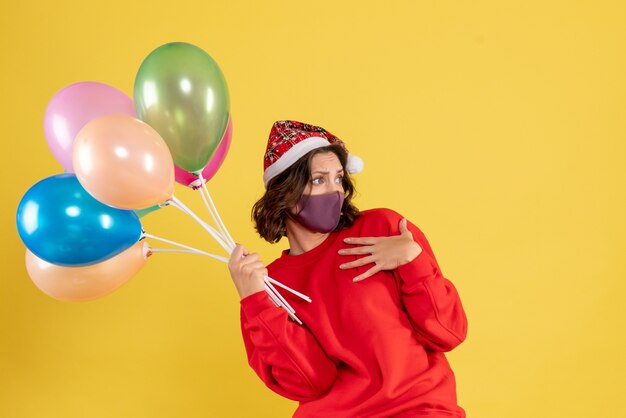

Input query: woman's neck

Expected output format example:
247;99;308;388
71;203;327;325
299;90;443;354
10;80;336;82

285;218;330;255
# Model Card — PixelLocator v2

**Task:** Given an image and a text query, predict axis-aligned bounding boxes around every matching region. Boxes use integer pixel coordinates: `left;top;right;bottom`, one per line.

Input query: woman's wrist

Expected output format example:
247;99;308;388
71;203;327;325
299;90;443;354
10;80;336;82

237;281;266;300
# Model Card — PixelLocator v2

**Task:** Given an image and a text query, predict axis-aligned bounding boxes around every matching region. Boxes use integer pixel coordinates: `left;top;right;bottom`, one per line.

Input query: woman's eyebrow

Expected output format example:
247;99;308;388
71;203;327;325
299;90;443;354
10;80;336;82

311;168;344;175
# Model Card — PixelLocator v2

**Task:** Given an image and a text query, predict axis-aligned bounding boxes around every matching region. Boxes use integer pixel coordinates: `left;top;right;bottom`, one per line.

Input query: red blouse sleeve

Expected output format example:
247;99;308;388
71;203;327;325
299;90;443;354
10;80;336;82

391;216;468;352
240;291;338;401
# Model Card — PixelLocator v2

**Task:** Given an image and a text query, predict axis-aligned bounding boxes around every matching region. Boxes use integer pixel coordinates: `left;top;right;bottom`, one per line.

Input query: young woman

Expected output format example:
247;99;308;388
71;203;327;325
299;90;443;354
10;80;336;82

228;120;467;417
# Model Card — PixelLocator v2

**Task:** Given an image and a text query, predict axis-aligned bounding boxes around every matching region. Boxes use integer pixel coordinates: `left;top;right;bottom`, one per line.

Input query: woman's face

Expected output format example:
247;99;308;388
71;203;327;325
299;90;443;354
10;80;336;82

303;152;345;196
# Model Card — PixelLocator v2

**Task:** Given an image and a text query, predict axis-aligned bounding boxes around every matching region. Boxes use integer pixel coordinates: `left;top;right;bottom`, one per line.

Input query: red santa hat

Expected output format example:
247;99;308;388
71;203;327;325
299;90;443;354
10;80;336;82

263;120;364;187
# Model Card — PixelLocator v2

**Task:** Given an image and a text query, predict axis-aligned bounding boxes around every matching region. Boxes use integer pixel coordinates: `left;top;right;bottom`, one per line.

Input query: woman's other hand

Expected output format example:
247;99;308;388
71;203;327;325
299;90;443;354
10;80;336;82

228;244;267;299
338;218;422;282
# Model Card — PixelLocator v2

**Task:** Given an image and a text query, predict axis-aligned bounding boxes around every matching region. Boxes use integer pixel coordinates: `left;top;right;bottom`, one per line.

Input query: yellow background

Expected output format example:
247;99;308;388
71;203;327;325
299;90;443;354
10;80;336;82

1;1;625;417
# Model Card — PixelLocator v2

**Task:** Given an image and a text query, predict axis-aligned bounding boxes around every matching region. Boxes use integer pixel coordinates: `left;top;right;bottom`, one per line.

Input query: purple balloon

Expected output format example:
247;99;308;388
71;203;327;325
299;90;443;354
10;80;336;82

44;82;135;172
175;117;233;188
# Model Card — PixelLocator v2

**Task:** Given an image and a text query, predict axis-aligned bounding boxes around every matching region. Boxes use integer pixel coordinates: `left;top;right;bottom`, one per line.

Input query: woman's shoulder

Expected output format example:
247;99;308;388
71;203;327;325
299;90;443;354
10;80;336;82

356;207;405;223
351;208;409;234
353;208;430;245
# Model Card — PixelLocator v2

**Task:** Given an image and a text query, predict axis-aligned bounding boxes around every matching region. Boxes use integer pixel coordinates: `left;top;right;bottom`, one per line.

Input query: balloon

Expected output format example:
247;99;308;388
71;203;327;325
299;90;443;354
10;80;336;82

44;82;135;172
25;242;149;302
73;114;175;209
16;174;142;266
175;116;232;188
134;205;161;218
134;42;230;173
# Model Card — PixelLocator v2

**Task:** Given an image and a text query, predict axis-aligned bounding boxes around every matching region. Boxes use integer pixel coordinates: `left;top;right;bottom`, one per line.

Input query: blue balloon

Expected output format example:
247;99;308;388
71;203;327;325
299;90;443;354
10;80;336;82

16;173;143;266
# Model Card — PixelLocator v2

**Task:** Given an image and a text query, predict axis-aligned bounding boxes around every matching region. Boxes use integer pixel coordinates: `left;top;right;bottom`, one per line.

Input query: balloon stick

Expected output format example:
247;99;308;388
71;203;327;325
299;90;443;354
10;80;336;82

265;276;312;303
197;172;236;249
168;195;233;254
143;232;229;263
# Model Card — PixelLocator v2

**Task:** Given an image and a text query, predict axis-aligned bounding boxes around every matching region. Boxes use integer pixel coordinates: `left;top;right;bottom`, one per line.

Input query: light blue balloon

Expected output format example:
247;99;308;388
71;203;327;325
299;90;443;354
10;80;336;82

16;173;142;266
134;204;161;219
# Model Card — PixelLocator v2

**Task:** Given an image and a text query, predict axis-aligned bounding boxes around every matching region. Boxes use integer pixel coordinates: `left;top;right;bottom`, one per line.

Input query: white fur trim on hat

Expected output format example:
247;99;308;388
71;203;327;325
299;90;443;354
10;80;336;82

347;154;364;174
263;136;331;186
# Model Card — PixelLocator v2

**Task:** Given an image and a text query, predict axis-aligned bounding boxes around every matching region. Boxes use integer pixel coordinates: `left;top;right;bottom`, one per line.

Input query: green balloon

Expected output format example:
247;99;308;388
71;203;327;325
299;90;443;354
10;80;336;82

134;204;161;218
134;42;230;173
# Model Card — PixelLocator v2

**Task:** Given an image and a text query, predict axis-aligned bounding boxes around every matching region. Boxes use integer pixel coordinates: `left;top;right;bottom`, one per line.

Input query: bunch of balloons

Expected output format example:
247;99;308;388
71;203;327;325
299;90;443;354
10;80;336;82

16;43;232;300
16;42;309;323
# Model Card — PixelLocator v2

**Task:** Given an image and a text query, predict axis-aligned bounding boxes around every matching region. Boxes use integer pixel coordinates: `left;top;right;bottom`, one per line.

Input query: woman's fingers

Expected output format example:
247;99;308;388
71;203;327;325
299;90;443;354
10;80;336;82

229;246;264;277
339;255;375;270
242;260;265;271
343;237;379;245
229;245;246;272
337;219;419;283
399;218;413;238
242;252;260;264
228;245;267;299
353;264;383;282
230;244;245;260
338;246;374;256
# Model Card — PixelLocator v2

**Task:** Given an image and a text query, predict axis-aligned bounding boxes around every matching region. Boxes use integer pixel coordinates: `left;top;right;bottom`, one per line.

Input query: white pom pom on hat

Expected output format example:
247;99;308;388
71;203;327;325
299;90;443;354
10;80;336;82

263;120;364;187
346;154;364;175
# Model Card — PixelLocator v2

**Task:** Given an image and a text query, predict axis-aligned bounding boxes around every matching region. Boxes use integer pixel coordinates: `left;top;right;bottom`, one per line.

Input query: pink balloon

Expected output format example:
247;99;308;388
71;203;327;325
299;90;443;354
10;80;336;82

174;116;233;189
44;82;135;172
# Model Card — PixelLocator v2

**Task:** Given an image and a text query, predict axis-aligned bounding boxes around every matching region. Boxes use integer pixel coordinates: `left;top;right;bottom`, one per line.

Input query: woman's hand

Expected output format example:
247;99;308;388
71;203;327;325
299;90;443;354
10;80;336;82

338;218;422;282
228;244;267;299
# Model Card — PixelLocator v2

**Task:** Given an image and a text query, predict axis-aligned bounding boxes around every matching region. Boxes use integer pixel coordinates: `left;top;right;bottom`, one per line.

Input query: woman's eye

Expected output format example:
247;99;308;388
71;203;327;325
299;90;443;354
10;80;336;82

335;176;344;184
311;178;323;185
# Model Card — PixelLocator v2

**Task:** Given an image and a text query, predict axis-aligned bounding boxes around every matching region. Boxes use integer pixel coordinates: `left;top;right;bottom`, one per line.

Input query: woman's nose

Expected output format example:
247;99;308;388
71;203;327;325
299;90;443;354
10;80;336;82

327;181;343;194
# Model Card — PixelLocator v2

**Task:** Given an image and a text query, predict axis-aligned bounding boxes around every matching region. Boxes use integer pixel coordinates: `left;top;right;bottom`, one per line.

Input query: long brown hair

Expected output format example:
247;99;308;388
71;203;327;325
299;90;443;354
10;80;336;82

252;144;360;243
